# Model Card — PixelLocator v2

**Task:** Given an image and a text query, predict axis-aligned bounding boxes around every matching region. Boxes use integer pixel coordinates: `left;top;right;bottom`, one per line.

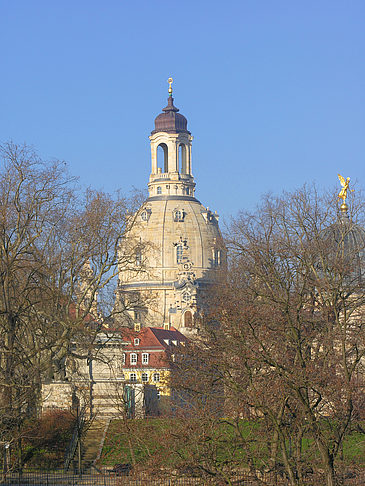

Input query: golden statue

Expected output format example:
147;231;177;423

338;174;353;203
168;77;173;96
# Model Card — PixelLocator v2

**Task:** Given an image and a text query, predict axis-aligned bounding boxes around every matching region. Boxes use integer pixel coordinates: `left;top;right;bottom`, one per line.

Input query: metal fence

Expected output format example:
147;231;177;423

1;469;365;486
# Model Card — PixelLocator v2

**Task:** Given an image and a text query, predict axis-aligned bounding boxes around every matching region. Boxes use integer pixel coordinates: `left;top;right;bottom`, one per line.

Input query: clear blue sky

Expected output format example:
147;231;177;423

1;0;364;220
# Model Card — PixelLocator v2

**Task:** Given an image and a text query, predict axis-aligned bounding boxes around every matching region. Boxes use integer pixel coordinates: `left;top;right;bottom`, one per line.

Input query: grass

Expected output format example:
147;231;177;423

343;429;365;465
100;419;172;466
99;418;365;471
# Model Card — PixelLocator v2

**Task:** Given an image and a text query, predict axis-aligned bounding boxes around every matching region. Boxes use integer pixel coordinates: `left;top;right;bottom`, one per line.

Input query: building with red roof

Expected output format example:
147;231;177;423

42;325;187;418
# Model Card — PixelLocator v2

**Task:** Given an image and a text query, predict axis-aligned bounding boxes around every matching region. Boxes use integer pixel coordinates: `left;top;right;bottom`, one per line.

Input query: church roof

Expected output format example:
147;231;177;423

152;96;189;134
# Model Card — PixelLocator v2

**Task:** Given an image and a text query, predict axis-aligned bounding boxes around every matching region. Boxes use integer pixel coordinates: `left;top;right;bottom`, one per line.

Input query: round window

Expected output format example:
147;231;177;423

182;291;191;302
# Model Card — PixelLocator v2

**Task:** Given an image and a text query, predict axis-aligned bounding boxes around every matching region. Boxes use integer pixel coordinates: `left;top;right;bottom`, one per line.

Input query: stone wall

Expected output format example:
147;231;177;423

41;380;146;419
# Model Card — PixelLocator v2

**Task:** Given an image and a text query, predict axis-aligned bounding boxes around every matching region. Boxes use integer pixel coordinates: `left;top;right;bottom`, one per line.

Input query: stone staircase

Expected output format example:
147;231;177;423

81;419;110;472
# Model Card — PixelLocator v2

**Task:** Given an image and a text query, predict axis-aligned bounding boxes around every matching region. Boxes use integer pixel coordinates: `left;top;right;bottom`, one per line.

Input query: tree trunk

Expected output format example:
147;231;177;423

269;399;287;471
280;438;297;486
316;439;336;486
295;426;304;483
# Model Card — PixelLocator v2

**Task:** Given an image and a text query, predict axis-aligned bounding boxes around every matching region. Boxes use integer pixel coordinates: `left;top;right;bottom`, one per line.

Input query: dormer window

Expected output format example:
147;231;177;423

203;210;215;224
173;209;185;222
134;338;140;346
141;209;151;222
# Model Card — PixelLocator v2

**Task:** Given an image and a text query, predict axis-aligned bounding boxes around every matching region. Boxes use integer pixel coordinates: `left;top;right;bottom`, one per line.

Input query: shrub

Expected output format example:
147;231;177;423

22;409;76;468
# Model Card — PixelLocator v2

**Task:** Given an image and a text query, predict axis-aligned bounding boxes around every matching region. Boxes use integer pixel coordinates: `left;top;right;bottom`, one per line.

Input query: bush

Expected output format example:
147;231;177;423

22;409;76;468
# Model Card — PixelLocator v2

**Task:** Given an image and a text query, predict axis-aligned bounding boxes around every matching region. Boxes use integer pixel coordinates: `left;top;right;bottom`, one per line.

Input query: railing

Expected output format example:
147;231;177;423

63;406;86;473
1;468;365;486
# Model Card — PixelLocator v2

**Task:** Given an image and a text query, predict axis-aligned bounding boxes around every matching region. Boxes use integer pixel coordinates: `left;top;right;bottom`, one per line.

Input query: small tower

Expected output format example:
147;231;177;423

148;78;195;199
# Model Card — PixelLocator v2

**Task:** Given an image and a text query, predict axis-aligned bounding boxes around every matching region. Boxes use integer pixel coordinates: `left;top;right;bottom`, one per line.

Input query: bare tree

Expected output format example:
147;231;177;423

0;142;144;460
171;187;365;486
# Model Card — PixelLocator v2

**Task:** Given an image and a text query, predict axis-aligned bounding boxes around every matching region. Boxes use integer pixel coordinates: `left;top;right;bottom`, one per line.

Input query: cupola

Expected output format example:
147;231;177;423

148;78;195;199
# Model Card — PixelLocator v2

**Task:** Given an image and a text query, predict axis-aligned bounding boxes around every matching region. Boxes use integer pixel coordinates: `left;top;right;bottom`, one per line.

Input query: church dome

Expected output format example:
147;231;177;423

117;197;224;330
152;96;189;134
321;209;365;285
116;80;225;333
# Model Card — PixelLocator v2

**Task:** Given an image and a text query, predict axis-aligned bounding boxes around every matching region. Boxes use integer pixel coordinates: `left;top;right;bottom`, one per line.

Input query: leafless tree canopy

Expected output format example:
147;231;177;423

1;142;364;485
171;187;365;486
0;142;143;444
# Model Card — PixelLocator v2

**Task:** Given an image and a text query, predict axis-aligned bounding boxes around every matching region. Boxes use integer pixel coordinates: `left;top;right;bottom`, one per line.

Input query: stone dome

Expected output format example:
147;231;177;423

152;96;189;134
321;210;365;285
117;196;224;331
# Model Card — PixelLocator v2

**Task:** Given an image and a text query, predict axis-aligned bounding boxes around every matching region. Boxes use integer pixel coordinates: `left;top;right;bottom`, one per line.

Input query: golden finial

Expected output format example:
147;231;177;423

338;174;354;212
168;77;173;96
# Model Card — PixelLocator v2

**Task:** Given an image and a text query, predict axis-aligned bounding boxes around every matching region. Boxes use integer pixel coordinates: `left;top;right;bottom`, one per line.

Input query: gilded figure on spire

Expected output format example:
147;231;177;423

168;77;173;96
338;174;353;205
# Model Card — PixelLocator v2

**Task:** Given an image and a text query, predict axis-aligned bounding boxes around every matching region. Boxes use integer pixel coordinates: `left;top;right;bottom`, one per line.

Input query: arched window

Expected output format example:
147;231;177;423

157;143;168;173
184;311;193;328
178;144;187;174
176;243;183;264
157;186;162;195
213;249;222;267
